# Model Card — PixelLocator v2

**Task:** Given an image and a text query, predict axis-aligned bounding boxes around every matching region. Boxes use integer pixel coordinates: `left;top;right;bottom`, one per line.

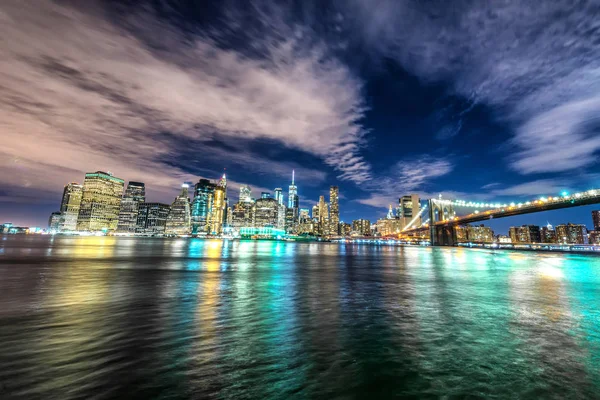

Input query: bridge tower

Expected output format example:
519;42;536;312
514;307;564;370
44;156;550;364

428;197;457;246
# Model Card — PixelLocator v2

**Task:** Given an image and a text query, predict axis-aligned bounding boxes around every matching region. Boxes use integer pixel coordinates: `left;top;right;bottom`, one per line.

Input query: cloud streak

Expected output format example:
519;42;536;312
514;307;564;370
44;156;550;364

0;0;370;206
347;0;600;174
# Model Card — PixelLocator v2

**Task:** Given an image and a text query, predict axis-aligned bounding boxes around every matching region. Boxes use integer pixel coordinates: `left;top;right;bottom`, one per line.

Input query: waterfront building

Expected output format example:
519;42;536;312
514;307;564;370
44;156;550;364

556;223;586;244
455;226;468;242
165;184;192;235
231;201;254;231
352;219;371;236
208;174;227;235
509;227;519;243
253;197;279;227
329;186;339;236
274;188;284;205
239;185;252;203
136;203;171;235
377;218;401;236
285;207;296;233
226;205;232;227
277;204;287;230
48;212;62;231
77;171;125;232
117;181;146;233
239;226;285;240
540;223;557;243
589;230;600;245
467;225;494;243
59;183;83;231
519;225;542;243
497;235;512;243
398;194;420;230
191;178;216;234
340;222;352;236
317;195;328;235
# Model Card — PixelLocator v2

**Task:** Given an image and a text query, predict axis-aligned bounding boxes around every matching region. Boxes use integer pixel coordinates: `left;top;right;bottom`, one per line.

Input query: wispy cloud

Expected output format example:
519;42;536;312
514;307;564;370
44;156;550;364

347;0;600;174
0;0;370;205
356;156;453;209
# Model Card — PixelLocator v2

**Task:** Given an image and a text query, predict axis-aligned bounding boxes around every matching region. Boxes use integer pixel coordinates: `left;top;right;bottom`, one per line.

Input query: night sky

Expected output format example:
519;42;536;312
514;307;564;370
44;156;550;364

2;0;600;233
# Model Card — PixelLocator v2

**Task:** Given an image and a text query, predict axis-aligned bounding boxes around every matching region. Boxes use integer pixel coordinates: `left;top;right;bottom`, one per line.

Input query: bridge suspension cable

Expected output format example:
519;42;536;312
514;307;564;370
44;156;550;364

402;205;428;232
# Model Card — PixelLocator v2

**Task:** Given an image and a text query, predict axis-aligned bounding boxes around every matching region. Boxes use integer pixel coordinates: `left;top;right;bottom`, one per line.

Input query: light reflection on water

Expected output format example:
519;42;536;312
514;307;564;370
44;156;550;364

0;235;599;399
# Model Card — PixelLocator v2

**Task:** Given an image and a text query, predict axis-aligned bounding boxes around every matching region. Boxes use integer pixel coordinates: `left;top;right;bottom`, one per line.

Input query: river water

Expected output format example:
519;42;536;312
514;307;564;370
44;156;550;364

0;235;599;399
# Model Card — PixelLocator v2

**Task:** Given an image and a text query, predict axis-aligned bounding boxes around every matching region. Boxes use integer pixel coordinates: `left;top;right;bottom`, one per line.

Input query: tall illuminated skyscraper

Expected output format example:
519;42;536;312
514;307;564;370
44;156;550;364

398;194;421;230
165;184;192;235
288;170;298;212
191;178;216;234
239;185;252;203
117;181;145;233
208;174;227;235
59;182;83;231
274;188;283;205
318;195;328;235
329;186;339;236
77;171;125;232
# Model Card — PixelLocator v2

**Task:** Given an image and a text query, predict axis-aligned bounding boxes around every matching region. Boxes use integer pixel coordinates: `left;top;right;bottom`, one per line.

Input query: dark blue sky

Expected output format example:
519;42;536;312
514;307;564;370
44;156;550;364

2;0;600;233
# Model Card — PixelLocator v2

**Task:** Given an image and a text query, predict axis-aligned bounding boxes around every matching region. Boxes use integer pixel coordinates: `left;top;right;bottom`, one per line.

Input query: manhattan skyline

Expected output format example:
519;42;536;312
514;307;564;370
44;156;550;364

2;0;600;231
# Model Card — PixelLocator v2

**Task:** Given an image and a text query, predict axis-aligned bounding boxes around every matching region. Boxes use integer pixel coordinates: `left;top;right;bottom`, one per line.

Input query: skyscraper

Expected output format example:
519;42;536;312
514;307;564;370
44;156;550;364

288;170;299;219
329;186;339;236
274;188;283;205
231;201;254;230
117;181;146;233
261;192;271;199
556;223;586;244
48;211;62;231
239;185;252;203
136;203;171;235
398;194;421;230
59;182;83;231
191;178;216;234
208;174;227;235
318;195;328;235
253;197;279;227
77;171;125;232
165;184;192;235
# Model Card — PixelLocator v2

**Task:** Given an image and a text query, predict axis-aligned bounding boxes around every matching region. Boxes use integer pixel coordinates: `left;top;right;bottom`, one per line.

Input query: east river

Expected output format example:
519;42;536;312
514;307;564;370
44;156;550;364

0;235;599;399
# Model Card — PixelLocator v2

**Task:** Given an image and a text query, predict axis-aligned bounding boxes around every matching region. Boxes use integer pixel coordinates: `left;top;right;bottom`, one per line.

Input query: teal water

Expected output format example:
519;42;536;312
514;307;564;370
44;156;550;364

0;235;599;399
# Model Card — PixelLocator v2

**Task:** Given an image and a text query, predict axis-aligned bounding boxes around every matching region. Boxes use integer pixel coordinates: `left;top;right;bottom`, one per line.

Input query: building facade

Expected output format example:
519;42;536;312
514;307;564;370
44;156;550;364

165;184;192;235
59;182;83;231
329;186;339;236
117;181;146;233
253;197;279;227
208;174;227;235
398;194;420;230
352;219;371;236
136;203;171;235
191;179;216;234
77;171;125;232
556;223;586;244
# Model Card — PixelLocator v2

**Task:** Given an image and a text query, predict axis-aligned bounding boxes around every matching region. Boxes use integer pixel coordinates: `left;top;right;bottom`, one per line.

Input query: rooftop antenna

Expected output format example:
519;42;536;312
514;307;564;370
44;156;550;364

292;169;295;185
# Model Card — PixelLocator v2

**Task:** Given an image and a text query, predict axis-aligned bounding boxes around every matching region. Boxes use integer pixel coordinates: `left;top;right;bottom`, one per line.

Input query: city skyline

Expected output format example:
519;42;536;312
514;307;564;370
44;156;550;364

2;1;600;231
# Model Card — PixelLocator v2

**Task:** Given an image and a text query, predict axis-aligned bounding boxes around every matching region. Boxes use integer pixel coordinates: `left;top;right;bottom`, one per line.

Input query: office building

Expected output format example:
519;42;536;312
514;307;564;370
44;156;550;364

208;174;227;235
231;201;254;230
48;212;62;231
136;203;171;235
467;225;494;243
191;178;216;234
299;208;310;223
556;223;586;244
329;186;339;236
540;223;557;243
340;222;352;236
117;181;146;233
59;183;83;231
277;204;287;230
352;219;371;236
77;171;125;232
317;195;328;235
253;197;279;227
239;185;252;203
274;188;284;205
261;192;271;199
398;194;420;230
165;184;192;235
285;207;296;233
